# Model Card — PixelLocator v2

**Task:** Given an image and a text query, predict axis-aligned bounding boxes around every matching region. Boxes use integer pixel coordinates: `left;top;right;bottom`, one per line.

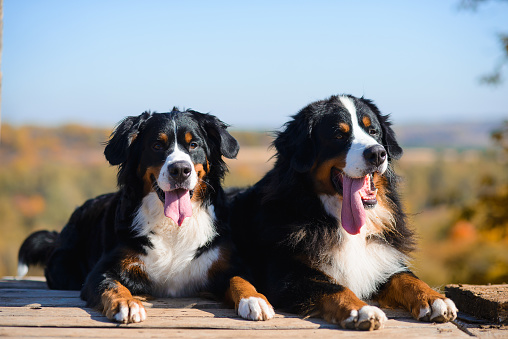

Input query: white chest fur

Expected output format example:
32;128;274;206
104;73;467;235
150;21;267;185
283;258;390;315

132;193;219;297
318;195;408;300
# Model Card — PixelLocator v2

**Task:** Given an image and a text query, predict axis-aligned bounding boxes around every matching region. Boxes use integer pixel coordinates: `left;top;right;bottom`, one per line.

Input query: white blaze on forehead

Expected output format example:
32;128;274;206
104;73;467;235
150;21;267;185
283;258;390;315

339;96;386;177
157;118;198;191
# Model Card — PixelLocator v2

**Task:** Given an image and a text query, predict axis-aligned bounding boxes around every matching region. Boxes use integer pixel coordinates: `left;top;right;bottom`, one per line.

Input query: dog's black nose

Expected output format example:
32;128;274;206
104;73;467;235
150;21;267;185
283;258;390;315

168;161;192;182
363;145;387;167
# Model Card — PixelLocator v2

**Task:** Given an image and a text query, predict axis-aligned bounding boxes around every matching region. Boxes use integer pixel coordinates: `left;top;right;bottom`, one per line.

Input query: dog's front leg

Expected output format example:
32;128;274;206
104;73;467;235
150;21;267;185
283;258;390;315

226;276;275;321
375;272;457;322
81;251;149;323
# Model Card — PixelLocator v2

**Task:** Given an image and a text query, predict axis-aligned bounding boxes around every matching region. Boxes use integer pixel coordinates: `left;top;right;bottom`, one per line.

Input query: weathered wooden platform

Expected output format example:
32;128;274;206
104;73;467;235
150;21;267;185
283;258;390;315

0;277;483;338
446;284;508;324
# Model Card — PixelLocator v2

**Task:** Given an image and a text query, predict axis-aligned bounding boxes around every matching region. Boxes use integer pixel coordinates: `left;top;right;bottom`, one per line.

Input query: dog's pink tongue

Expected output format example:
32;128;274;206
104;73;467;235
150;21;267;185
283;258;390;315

164;189;192;226
341;176;367;235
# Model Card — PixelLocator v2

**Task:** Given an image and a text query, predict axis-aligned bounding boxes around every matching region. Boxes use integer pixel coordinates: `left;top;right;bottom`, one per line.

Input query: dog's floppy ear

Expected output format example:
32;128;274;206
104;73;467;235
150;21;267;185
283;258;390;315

199;113;240;159
361;98;403;160
274;107;316;173
104;111;152;165
381;119;403;160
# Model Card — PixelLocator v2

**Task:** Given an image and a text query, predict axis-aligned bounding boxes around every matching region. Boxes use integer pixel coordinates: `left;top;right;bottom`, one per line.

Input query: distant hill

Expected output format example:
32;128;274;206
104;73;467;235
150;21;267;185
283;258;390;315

393;122;500;150
233;121;501;150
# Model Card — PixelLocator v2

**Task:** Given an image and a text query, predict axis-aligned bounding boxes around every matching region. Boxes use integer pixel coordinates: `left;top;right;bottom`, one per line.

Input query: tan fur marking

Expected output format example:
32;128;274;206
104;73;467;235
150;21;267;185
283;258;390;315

376;273;445;319
159;133;169;144
129;134;138;144
191;162;209;202
185;132;193;144
207;247;231;280
310;157;347;195
120;254;148;281
339;123;350;133
225;276;272;310
142;165;163;196
100;281;146;323
194;163;207;179
362;116;371;128
318;287;367;324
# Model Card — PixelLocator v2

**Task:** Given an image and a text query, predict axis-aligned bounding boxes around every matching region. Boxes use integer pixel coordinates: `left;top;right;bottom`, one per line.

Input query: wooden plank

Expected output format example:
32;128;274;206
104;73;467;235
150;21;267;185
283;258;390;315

0;306;414;320
0;313;333;330
0;304;454;331
0;306;416;322
0;278;471;337
0;278;47;290
0;289;81;298
468;325;508;338
0;325;469;338
0;285;416;319
0;296;86;307
445;284;508;324
0;308;466;332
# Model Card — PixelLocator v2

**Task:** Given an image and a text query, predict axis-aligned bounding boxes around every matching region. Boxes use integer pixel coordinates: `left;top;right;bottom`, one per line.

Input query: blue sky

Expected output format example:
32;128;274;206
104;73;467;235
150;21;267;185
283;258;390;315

2;0;508;129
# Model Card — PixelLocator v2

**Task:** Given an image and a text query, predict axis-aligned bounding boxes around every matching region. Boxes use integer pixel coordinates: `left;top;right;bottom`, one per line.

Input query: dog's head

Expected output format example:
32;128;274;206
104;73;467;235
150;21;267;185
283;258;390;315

274;94;402;235
104;109;239;226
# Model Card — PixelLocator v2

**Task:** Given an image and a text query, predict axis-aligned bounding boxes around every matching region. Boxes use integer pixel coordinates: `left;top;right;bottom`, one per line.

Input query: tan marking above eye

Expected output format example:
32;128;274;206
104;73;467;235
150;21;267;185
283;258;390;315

339;123;350;133
185;132;193;144
362;116;371;128
159;133;169;144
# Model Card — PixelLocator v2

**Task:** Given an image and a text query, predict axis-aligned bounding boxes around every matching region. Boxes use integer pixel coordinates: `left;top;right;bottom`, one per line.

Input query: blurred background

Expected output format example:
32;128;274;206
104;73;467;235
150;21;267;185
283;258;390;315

1;0;508;287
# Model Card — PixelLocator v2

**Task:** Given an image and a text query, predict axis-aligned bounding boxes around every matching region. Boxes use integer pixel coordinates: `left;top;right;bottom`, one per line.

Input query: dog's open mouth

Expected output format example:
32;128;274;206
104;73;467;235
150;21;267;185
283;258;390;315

151;174;194;226
331;168;378;235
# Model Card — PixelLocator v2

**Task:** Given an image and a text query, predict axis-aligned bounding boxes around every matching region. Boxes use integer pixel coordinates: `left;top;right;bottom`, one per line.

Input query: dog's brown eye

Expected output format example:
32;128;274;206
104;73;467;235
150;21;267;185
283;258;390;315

152;142;164;151
336;134;344;139
190;142;198;149
369;129;378;136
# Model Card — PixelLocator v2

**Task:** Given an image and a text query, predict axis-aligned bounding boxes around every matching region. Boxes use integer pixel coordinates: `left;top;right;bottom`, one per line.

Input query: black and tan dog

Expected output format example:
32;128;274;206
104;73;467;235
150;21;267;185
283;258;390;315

229;94;457;331
18;109;274;323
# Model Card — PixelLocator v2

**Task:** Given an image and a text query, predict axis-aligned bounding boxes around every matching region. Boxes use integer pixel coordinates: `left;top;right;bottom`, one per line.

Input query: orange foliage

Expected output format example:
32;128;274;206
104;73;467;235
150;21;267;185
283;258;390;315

449;220;477;243
13;194;46;218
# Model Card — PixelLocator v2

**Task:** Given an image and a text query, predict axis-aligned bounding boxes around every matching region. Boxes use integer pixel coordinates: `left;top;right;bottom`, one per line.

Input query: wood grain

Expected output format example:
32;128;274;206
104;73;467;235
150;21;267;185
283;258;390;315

0;277;470;338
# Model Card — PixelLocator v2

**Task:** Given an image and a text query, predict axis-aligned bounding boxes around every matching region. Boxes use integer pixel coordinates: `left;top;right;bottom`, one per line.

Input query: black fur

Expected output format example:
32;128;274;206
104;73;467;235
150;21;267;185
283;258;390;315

18;230;59;269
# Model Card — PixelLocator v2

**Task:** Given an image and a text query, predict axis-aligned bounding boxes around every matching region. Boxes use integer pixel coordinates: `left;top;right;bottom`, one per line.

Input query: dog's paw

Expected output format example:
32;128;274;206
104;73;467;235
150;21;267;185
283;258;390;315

238;297;275;321
340;306;387;331
104;298;147;323
418;298;457;323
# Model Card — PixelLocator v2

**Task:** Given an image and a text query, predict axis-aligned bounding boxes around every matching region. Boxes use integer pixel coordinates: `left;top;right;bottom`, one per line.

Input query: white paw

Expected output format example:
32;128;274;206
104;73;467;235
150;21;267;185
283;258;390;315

419;298;457;323
341;306;387;331
113;301;147;323
237;297;275;321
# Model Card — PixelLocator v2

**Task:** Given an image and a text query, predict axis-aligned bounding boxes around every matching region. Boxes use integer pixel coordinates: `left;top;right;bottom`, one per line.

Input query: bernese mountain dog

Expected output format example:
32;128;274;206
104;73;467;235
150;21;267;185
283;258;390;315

229;94;457;331
18;109;274;323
